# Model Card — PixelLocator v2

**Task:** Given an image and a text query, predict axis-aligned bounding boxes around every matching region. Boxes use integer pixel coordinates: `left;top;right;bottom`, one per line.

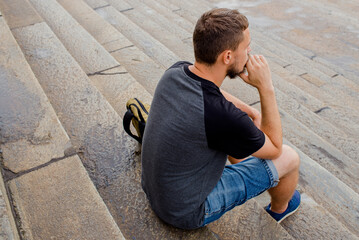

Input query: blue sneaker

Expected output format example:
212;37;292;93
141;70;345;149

265;190;301;223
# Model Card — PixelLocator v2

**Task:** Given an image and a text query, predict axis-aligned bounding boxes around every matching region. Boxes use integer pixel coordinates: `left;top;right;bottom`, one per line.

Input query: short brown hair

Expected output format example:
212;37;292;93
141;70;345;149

193;8;249;65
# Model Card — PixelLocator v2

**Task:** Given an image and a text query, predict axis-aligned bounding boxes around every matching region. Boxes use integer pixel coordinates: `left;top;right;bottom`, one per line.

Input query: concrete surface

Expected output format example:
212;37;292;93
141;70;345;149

58;0;164;96
0;0;42;29
28;0;118;75
155;0;359;237
94;5;179;69
0;0;358;239
0;171;19;240
9;13;218;239
208;199;294;240
11;21;126;187
255;191;358;239
209;0;359;83
9;155;124;240
0;13;70;173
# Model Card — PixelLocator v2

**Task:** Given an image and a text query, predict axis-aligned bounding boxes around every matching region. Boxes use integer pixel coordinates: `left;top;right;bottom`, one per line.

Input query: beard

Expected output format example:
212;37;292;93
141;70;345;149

226;60;246;79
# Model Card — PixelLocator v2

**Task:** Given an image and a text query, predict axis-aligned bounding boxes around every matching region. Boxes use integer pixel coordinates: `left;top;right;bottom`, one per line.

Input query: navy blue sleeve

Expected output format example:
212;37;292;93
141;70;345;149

203;84;265;159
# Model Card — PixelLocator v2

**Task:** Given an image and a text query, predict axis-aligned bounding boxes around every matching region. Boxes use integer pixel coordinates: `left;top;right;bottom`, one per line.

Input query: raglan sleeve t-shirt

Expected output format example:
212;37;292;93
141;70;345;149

141;61;265;229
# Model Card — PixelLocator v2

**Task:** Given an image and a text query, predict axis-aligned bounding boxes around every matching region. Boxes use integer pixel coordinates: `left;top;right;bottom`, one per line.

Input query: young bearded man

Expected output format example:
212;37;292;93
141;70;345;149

141;8;301;229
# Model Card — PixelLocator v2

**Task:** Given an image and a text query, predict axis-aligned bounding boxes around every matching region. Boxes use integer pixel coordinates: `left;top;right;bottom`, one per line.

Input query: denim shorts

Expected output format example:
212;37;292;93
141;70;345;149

202;157;279;226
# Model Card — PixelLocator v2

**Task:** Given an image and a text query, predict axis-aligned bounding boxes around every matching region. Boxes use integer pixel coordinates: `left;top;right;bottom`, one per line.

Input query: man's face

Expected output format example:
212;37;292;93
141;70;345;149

227;28;251;79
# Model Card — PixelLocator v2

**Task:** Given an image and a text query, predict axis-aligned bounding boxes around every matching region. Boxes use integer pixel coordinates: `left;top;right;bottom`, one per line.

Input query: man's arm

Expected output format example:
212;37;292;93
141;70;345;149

239;55;283;159
220;89;262;128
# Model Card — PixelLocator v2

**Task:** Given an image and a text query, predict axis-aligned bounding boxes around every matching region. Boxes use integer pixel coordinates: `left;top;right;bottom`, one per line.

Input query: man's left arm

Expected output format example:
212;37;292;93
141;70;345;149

221;89;261;128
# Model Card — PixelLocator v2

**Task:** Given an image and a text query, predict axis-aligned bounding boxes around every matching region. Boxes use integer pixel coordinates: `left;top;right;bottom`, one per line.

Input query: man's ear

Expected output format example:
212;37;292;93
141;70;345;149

222;50;232;65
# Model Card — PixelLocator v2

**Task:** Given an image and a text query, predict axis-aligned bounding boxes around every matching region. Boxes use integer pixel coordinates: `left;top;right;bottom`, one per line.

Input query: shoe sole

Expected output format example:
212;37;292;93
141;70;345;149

277;204;300;224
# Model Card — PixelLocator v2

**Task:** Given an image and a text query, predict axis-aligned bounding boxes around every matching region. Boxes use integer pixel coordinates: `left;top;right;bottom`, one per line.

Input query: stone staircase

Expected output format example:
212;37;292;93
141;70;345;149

0;0;358;239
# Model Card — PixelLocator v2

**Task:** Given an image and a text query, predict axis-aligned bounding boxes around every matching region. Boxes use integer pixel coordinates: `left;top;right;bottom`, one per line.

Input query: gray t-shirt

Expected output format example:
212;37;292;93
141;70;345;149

141;61;265;229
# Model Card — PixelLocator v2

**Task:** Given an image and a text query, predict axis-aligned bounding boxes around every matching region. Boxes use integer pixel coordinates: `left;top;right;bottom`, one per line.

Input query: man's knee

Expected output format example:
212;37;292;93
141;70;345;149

282;144;300;172
272;145;300;178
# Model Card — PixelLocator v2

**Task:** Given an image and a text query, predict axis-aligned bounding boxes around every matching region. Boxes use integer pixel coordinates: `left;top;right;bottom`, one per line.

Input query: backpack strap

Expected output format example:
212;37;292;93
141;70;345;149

123;108;142;143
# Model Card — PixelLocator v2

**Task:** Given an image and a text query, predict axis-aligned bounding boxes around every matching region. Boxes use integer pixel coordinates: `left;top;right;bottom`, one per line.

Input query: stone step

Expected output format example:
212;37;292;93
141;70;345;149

0;171;19;240
151;0;359;139
195;0;359;102
253;26;359;87
27;0;152;115
191;0;357;156
163;0;358;159
109;0;358;149
254;191;358;240
95;0;359;238
253;100;358;195
286;0;359;82
276;104;359;194
207;199;293;240
2;0;357;238
9;155;126;240
300;0;359;27
0;4;69;174
208;0;359;86
121;0;359;141
105;0;359;191
145;0;359;237
250;30;359;102
252;43;359;139
256;15;359;93
86;0;179;70
54;0;293;238
282;140;359;239
57;0;165;97
4;7;184;240
0;5;125;239
1;1;226;239
171;0;359;111
106;0;194;61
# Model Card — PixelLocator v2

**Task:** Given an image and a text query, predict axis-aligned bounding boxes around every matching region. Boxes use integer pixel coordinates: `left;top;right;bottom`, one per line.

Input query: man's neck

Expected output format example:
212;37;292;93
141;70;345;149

188;61;226;87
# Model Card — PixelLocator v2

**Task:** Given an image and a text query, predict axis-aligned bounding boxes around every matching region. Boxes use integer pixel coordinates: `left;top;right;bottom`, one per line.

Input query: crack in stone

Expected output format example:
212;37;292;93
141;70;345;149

93;4;110;11
283;64;292;68
102;39;121;46
331;73;339;78
314;106;330;114
3;178;23;239
249;101;261;106
1;151;78;182
87;65;121;76
109;45;135;53
93;71;128;76
310;55;316;60
120;8;134;13
10;21;44;31
182;37;192;41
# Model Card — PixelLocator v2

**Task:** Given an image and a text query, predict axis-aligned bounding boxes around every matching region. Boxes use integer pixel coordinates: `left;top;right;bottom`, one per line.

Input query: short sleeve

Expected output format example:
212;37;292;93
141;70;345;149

203;87;265;159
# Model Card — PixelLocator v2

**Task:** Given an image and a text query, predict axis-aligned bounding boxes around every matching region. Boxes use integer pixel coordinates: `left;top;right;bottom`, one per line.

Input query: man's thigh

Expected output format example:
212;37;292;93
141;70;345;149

202;156;279;226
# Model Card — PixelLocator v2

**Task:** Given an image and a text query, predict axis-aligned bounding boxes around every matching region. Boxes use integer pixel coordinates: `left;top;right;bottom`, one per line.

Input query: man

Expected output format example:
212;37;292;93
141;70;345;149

141;8;301;230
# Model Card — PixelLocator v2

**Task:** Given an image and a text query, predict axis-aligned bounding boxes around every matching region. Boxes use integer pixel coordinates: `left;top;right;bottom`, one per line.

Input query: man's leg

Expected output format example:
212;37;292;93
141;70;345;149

268;144;300;213
228;144;300;213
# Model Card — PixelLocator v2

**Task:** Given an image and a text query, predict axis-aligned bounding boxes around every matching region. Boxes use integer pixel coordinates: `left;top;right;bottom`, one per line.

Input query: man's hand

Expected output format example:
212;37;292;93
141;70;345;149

239;55;273;92
239;54;283;160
